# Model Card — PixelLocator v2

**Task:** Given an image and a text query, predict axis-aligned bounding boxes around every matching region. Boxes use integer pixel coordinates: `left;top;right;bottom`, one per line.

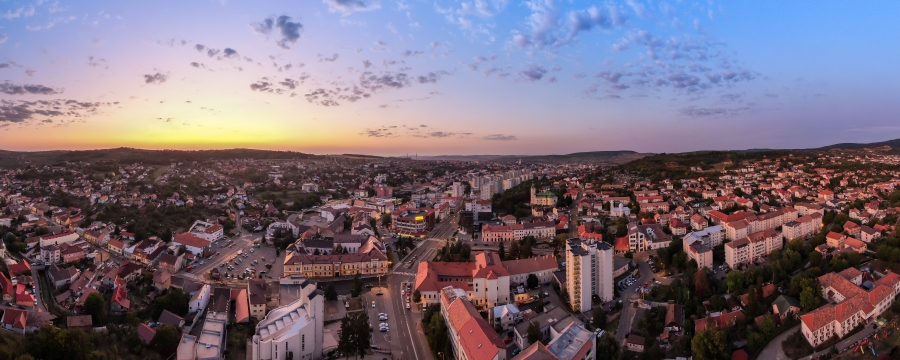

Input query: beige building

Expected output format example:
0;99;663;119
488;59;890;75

566;238;614;313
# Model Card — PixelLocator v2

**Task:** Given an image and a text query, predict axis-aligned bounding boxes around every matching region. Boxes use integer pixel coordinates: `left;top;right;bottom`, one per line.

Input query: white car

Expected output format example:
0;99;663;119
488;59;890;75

378;313;388;320
406;302;411;309
372;301;376;308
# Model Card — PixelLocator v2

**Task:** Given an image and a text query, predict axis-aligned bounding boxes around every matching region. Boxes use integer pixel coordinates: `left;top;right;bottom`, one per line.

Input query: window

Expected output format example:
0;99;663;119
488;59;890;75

302;334;306;351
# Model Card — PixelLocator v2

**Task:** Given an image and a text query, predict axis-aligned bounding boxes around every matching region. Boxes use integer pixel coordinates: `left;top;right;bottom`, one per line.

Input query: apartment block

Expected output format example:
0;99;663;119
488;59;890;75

565;238;614;313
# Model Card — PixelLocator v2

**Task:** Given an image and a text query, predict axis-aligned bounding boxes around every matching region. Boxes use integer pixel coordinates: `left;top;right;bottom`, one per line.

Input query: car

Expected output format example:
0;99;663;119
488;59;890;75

379;327;388;332
406;302;411;309
512;349;521;356
250;248;255;253
372;301;376;308
376;291;384;296
635;287;640;293
199;261;205;265
504;337;512;343
380;322;388;328
365;284;373;288
378;313;388;320
220;263;225;268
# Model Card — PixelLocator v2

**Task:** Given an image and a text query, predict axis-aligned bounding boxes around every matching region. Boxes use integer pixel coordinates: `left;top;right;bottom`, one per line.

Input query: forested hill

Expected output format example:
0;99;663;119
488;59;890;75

0;148;320;167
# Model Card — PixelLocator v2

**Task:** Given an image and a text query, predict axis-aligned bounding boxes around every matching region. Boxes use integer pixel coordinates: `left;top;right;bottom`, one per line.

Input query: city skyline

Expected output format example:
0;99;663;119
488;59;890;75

2;1;900;156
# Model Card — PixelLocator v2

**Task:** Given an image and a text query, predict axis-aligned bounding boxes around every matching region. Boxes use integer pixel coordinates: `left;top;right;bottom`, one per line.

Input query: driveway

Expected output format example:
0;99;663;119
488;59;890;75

757;324;799;360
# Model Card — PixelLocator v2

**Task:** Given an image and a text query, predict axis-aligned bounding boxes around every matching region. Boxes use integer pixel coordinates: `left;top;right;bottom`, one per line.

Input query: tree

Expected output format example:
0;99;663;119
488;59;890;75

151;288;190;319
591;306;606;329
535;292;545;313
325;282;338;301
84;292;107;324
351;273;363;298
154;324;180;357
509;241;520;260
338;312;371;359
809;250;822;267
800;283;820;311
596;333;619;359
413;289;422;303
125;311;141;326
725;270;744;294
527;274;539;289
527;321;542;344
498;242;506;260
692;327;730;360
693;268;710;297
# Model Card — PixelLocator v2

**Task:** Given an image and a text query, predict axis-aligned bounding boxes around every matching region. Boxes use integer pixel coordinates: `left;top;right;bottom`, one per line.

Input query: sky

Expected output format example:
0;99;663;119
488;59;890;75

2;0;900;156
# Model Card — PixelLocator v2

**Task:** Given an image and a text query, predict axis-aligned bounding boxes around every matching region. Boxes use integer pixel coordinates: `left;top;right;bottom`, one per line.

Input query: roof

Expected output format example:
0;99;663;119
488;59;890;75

173;233;211;248
137;323;156;344
511;342;558;360
158;310;184;326
773;295;801;314
67;315;92;328
0;308;27;330
248;279;266;305
445;295;506;360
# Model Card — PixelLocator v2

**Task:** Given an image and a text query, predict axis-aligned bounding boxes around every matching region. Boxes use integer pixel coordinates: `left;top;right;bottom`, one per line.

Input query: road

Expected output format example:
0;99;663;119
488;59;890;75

614;253;667;345
756;324;799;360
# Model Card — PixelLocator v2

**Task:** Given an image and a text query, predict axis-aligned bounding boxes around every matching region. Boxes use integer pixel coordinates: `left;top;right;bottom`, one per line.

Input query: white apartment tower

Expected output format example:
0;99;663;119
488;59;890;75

566;238;614;313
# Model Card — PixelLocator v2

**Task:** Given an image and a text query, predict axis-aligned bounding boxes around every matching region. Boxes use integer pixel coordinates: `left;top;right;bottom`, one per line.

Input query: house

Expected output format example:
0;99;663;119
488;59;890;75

48;264;80;289
248;280;267;321
860;226;881;243
67;315;93;331
844;221;861;236
189;284;211;314
491;303;521;331
107;239;125;256
153;271;173;291
111;286;130;312
158;253;185;274
158;310;185;328
626;334;645;353
0;308;33;335
137;323;156;345
8;260;31;277
664;302;684;333
171;233;212;257
118;261;142;283
826;232;847;248
0;272;13;302
772;295;801;320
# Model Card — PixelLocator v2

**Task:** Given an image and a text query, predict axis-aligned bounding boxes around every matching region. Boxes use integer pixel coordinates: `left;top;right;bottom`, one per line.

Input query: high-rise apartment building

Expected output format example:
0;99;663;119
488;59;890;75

566;238;614;312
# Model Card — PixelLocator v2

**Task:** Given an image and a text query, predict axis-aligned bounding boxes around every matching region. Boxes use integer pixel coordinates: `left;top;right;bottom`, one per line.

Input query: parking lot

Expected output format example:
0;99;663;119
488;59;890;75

187;235;284;282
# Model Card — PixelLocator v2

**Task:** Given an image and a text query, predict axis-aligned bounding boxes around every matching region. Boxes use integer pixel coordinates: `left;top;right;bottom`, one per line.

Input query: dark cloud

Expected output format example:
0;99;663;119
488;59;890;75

483;134;517;141
402;50;425;57
223;48;239;58
323;0;381;15
250;81;274;92
518;65;547;81
417;71;449;84
679;105;749;118
0;63;10;69
87;56;108;69
144;73;168;84
0;99;113;124
428;131;453;137
360;71;410;90
0;82;63;95
361;60;372;68
207;49;220;57
319;53;339;62
279;78;299;90
194;44;205;52
190;62;203;68
253;15;304;49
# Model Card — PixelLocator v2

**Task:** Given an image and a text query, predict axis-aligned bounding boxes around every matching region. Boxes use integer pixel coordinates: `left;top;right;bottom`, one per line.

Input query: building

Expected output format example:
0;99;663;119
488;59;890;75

511;323;597;360
782;213;823;240
283;236;389;278
441;287;507;360
0;308;33;335
481;221;556;242
800;271;900;347
391;208;435;238
188;220;224;242
250;280;325;360
683;225;725;248
566;238;614;312
826;232;847;249
177;312;228;359
171;233;212;257
687;243;713;270
772;295;801;320
725;229;782;269
626;224;672;252
531;186;558;206
415;252;558;308
248;280;267;321
38;231;79;248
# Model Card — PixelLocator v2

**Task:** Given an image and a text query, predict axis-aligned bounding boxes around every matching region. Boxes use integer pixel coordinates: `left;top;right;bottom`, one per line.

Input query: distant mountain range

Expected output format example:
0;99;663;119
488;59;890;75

415;151;652;165
814;138;900;152
0;147;319;167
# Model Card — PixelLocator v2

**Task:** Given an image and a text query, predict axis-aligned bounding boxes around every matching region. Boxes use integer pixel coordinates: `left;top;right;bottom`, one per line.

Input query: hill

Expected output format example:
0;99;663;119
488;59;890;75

617;150;792;181
815;138;900;152
0;148;320;167
417;151;650;165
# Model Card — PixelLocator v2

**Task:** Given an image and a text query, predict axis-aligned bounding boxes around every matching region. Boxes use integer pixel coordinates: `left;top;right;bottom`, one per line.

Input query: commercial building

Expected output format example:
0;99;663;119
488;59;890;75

626;224;672;252
283;236;389;278
801;270;900;347
415;253;558;309
565;238;614;312
251;280;325;360
481;221;556;242
391;208;435;238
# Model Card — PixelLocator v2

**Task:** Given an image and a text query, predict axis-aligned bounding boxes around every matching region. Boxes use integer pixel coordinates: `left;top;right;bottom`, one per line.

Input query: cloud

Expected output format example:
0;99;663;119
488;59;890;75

223;48;239;58
190;62;204;68
253;15;304;49
318;53;340;62
483;134;517;141
194;44;205;52
361;60;372;68
250;81;273;92
678;105;749;118
1;6;35;20
428;131;453;137
0;99;113;124
0;34;7;45
0;82;64;95
87;56;108;69
323;0;381;15
417;71;450;84
518;65;547;81
626;0;648;17
143;73;168;84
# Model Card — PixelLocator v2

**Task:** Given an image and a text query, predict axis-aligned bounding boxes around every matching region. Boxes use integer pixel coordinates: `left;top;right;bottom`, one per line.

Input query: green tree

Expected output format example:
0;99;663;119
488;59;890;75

325;282;338;301
498;242;506;260
692;327;730;360
527;321;542;344
527;274;539;289
800;284;820;311
413;289;422;303
338;312;371;359
154;324;180;357
84;292;107;325
591;306;606;329
596;333;619;359
351;273;363;298
151;288;190;319
725;270;744;294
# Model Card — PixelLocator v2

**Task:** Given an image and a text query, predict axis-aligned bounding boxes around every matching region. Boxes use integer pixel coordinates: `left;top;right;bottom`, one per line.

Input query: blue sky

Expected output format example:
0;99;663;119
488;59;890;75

1;0;899;155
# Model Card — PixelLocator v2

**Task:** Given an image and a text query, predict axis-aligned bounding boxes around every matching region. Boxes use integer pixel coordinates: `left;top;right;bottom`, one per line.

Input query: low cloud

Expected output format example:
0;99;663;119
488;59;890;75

0;82;63;95
519;65;547;81
318;53;339;62
253;15;304;49
679;105;749;118
223;48;239;58
483;134;517;141
144;73;168;84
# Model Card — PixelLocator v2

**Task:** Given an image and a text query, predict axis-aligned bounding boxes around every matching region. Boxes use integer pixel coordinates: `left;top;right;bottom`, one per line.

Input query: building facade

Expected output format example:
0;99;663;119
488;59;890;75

566;238;614;312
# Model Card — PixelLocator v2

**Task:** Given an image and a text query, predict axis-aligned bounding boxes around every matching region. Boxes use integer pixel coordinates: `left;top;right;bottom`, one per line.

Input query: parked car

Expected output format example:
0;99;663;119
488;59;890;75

372;301;376;308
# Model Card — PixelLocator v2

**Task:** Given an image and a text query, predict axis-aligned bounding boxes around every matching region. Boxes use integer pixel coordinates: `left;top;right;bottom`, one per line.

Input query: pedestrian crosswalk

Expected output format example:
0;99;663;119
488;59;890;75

391;271;416;276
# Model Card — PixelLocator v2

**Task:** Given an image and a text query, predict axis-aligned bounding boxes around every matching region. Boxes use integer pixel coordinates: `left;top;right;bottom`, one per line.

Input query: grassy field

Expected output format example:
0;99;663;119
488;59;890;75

150;165;168;182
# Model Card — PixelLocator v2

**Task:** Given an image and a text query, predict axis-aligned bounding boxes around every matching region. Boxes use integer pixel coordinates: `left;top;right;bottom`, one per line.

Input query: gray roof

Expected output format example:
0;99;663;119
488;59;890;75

773;295;801;314
514;306;569;336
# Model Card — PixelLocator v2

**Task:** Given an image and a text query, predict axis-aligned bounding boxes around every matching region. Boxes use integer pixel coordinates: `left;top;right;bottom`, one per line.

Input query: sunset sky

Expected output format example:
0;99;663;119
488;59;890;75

2;1;900;155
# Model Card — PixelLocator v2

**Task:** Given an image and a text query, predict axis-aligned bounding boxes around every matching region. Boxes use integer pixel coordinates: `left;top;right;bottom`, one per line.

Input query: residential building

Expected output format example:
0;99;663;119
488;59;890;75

683;225;725;248
248;280;267;321
566;238;614;312
283;236;389;278
250;280;325;360
172;233;212;257
782;213;823;240
481;221;556;242
687;243;713;270
626;224;672;252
